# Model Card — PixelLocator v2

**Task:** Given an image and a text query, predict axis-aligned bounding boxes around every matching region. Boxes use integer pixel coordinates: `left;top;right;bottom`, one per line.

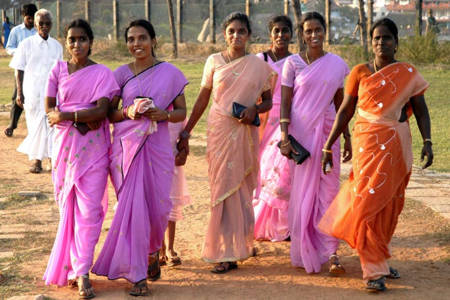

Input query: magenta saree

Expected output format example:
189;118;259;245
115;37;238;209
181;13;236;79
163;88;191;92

281;53;349;273
43;61;120;286
253;53;292;242
92;62;188;283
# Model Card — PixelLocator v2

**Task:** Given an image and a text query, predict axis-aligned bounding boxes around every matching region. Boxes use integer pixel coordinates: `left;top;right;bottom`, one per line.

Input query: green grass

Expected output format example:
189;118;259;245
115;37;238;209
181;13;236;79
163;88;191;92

0;56;448;171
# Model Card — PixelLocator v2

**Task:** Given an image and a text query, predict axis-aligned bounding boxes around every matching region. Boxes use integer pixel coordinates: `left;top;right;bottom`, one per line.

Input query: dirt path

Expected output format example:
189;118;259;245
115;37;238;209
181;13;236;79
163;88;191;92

0;116;449;300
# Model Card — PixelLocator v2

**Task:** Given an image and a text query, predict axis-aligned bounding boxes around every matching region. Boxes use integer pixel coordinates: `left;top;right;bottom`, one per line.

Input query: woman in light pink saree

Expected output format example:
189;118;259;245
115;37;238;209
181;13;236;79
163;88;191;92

177;13;275;273
253;15;293;242
44;20;120;299
279;12;351;274
91;20;187;296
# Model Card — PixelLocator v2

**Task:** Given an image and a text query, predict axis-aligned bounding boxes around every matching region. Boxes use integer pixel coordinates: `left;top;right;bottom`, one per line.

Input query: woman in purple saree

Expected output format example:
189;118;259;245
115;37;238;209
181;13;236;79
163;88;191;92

91;20;187;296
44;20;120;299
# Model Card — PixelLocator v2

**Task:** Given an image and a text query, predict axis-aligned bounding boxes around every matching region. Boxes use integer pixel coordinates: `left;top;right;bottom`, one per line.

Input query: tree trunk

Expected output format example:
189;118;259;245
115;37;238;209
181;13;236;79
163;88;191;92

358;0;368;59
290;0;305;51
415;0;423;36
166;0;178;58
367;0;374;46
209;0;215;43
325;0;331;45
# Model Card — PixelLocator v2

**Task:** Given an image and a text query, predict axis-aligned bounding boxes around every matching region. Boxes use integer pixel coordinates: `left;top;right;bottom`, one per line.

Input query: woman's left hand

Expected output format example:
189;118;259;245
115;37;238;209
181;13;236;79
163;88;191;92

342;136;352;163
143;107;169;122
47;107;63;126
421;142;433;169
239;105;257;125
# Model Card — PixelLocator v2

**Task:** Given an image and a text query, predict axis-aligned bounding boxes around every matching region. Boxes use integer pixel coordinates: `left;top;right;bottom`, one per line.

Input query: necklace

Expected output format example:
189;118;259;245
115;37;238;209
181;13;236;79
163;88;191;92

271;49;279;62
373;60;379;72
305;50;325;65
226;49;243;76
69;59;90;73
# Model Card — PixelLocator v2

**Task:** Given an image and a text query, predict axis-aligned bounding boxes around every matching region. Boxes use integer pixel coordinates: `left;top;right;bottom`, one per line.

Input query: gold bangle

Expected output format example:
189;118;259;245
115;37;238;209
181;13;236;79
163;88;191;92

280;118;291;124
322;148;333;153
74;111;78;122
423;138;432;145
280;140;290;147
166;110;171;121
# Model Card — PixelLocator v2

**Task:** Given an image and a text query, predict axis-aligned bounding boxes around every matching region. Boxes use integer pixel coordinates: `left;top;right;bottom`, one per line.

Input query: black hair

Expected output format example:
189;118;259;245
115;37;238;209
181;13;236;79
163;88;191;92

370;18;399;44
65;19;94;56
125;19;156;42
22;4;37;17
222;12;252;35
268;15;293;35
300;11;326;33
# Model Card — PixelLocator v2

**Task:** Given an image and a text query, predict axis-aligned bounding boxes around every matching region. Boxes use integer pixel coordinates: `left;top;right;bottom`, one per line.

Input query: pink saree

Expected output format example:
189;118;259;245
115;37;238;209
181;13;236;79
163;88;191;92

201;53;275;263
281;53;349;273
43;61;120;286
92;62;188;283
253;53;292;242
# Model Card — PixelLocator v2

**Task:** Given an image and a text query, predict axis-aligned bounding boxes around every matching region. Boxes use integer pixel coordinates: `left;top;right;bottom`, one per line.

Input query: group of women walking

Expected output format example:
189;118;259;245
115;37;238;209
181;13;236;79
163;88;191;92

42;10;433;299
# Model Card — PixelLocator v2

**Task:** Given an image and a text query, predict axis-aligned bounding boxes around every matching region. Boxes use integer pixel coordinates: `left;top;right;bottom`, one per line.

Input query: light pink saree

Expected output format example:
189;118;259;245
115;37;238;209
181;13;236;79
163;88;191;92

201;53;275;262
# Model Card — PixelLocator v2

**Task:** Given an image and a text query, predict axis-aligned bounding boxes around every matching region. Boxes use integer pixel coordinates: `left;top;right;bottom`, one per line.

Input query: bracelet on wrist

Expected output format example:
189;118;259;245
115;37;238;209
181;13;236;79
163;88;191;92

322;148;333;154
74;111;78;122
280;118;291;124
423;138;432;145
166;110;171;121
122;106;128;119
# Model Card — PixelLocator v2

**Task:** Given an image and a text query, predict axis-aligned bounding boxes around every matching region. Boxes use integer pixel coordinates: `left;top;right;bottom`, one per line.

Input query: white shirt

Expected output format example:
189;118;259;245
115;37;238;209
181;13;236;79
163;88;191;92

9;34;63;111
5;23;37;55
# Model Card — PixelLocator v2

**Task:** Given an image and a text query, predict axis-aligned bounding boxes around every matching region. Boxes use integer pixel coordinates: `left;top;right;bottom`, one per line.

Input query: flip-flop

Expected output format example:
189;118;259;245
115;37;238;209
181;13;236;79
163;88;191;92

210;262;238;274
328;254;345;275
386;267;400;279
4;127;13;137
78;275;95;299
129;279;149;297
167;252;181;267
366;277;386;292
29;165;43;174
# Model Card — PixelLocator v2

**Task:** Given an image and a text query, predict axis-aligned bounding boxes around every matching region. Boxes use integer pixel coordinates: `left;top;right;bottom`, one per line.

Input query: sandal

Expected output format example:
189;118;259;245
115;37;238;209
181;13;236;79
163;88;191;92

386;267;400;279
29;161;43;174
147;252;161;281
366;277;386;292
129;279;149;297
328;254;345;275
78;274;95;299
159;254;168;266
4;127;13;137
210;262;238;274
167;252;182;267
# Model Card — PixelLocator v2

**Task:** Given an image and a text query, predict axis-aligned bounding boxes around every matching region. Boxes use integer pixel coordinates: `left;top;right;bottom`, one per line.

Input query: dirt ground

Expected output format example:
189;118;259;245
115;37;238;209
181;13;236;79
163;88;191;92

0;115;449;300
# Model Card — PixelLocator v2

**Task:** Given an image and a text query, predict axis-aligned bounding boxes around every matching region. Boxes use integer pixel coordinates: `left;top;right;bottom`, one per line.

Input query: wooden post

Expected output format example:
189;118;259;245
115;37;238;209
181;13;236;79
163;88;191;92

325;0;331;45
284;0;289;16
13;7;17;25
415;0;423;36
1;9;6;22
113;0;119;41
56;0;61;39
367;0;373;46
291;0;305;51
209;0;215;43
245;0;250;17
357;0;368;59
36;1;42;9
145;0;151;21
85;0;90;22
166;0;177;58
176;0;182;43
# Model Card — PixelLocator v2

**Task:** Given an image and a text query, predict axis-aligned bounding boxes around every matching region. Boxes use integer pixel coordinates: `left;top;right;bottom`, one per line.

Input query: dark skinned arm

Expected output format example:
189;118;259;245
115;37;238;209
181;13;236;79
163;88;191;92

332;88;352;163
410;94;433;169
322;94;358;174
15;69;24;108
142;94;187;123
239;89;272;124
279;85;299;157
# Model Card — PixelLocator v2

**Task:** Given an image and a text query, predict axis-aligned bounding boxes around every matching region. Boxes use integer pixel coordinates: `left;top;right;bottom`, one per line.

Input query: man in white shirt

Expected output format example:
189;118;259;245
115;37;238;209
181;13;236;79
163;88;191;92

9;9;63;173
4;3;37;137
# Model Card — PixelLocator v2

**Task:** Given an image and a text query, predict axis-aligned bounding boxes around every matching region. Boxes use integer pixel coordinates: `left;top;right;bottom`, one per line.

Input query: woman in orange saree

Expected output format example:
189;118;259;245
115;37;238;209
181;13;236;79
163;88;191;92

319;18;433;292
177;12;275;273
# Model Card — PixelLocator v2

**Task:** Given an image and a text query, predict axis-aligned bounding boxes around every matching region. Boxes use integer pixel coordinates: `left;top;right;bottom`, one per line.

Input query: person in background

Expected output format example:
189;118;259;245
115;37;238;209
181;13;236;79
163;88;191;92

4;3;37;137
9;9;62;173
92;19;188;296
177;12;274;274
2;16;12;48
280;12;351;275
253;15;293;242
43;19;120;299
320;18;433;292
426;9;440;35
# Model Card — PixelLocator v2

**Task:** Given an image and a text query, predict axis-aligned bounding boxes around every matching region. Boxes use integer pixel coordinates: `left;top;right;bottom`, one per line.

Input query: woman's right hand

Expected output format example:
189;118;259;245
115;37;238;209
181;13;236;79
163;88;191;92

175;148;188;166
321;151;333;175
280;139;297;158
126;104;141;120
177;136;190;155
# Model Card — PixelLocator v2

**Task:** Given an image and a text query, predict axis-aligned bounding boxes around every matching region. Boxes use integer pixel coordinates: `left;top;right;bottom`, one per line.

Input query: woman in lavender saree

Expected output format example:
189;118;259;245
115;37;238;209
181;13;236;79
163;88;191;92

279;12;351;274
44;20;120;299
177;13;274;273
91;20;187;296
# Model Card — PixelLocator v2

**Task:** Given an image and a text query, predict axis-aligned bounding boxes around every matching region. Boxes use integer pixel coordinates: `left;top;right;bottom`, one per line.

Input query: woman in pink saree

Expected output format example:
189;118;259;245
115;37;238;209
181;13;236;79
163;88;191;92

279;12;351;274
253;15;293;242
177;12;274;273
44;20;120;299
91;20;187;296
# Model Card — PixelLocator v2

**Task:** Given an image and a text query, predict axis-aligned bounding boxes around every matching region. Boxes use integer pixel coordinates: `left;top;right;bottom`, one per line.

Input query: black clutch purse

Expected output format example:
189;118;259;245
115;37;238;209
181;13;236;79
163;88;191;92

232;102;261;127
277;134;310;165
73;122;90;135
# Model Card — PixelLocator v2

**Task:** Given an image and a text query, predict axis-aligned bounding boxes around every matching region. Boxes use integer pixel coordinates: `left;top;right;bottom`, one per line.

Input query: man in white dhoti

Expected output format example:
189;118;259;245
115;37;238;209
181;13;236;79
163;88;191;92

9;9;63;173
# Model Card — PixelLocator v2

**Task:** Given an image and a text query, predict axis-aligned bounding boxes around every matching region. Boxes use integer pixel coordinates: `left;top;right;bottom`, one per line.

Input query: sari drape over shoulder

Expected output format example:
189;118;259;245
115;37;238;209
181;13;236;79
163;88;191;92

253;53;292;242
319;62;428;280
281;53;349;273
92;62;188;283
43;62;120;286
201;53;275;262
